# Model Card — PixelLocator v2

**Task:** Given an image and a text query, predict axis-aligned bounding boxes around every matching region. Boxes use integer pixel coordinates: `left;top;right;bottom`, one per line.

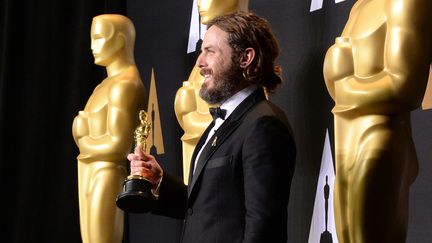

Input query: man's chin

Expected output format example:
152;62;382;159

202;77;214;87
199;89;217;105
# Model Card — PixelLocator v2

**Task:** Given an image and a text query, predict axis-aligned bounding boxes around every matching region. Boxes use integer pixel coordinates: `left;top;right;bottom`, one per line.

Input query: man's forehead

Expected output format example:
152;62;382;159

202;26;229;49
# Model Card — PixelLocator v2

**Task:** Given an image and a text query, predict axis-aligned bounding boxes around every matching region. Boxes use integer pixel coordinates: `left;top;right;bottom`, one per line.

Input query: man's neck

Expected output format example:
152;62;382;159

219;85;258;119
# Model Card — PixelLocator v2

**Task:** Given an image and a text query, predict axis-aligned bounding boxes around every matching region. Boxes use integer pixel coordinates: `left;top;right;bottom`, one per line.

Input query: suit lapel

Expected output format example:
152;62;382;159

188;119;241;195
187;88;266;197
188;120;215;185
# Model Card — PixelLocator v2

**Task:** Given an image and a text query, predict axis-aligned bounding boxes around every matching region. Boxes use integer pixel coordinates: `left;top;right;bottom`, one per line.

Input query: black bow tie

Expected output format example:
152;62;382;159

209;107;227;120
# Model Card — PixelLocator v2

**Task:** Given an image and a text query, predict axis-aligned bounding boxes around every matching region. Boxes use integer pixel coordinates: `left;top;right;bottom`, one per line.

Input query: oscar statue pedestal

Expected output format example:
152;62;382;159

116;175;156;213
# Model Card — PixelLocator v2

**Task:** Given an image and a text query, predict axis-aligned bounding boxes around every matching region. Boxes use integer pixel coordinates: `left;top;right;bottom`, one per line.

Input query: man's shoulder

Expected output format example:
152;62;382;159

244;100;293;134
249;100;287;119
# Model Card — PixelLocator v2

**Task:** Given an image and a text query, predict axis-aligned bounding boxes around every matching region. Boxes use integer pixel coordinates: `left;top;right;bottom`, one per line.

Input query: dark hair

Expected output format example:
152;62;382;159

207;11;282;93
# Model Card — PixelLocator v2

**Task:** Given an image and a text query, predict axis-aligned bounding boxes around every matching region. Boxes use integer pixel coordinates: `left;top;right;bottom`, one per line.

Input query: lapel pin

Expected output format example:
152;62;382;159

211;136;218;147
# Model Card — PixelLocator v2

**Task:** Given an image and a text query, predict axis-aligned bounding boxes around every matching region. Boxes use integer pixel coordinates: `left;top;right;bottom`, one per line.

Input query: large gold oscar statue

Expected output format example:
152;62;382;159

72;14;146;243
323;1;432;242
174;0;249;184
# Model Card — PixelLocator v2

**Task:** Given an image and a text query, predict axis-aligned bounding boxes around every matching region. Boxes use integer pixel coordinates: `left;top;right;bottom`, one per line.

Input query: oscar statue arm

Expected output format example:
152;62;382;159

381;0;432;107
175;66;212;134
328;0;432;113
323;36;354;101
78;80;144;161
72;110;90;146
174;82;197;129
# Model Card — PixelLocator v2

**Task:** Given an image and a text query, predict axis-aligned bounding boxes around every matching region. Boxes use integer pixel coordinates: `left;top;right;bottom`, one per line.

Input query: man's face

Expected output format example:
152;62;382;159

197;0;239;24
197;25;243;104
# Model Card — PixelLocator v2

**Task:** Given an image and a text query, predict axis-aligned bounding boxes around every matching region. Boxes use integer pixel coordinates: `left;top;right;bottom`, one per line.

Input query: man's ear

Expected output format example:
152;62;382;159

239;47;255;68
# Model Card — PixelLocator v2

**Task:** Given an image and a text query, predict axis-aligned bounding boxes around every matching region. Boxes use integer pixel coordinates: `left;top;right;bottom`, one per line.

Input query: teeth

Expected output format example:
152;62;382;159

204;74;210;78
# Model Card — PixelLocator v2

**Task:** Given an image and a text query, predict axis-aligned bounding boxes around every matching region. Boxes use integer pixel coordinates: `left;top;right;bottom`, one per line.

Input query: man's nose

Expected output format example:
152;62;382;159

196;53;205;68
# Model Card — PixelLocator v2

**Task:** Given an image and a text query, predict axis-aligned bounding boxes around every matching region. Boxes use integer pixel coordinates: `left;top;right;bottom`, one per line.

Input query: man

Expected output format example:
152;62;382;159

174;0;250;185
128;11;296;243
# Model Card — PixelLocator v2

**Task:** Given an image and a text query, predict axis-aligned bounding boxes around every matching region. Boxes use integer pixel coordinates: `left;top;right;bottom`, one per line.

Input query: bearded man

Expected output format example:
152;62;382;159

127;11;296;243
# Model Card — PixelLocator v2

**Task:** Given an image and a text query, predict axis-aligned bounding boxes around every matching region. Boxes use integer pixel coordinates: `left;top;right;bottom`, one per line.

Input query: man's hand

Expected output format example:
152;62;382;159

127;145;163;190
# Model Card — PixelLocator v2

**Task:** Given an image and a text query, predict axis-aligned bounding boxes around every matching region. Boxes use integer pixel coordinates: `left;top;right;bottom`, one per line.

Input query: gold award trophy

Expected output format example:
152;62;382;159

116;110;156;213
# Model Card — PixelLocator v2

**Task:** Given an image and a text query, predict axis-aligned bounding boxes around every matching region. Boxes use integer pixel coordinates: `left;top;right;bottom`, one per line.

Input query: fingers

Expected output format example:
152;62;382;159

127;152;155;163
130;161;161;185
128;151;157;174
131;145;155;161
126;147;163;185
130;159;152;178
134;145;154;160
127;153;138;161
130;166;152;176
135;145;145;157
130;160;151;169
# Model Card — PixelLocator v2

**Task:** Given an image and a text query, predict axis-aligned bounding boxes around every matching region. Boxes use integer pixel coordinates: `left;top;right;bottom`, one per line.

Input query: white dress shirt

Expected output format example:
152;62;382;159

193;85;258;174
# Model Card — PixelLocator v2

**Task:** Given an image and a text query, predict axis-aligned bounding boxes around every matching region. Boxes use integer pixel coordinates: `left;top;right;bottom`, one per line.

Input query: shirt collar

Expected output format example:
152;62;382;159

220;85;258;120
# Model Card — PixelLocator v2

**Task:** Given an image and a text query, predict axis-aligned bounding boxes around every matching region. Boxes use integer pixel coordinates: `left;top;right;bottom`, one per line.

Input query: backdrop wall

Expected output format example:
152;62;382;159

125;1;432;243
1;0;431;242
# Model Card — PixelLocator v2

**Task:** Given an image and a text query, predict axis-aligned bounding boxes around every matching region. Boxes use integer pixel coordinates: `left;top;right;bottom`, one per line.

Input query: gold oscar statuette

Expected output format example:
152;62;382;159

116;110;156;213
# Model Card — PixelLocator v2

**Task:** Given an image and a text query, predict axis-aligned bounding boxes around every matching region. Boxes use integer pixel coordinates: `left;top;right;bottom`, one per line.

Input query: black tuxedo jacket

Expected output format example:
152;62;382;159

153;88;296;243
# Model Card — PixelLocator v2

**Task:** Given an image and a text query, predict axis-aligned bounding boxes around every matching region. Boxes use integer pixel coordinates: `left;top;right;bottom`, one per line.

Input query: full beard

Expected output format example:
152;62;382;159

199;65;243;105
